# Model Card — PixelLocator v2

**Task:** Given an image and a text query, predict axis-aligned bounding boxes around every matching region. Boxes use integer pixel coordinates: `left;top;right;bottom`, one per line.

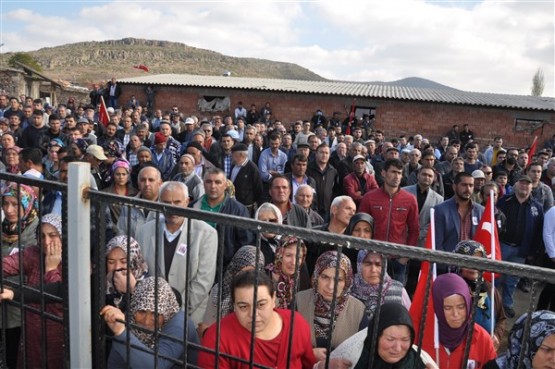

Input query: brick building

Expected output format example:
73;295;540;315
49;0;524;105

118;74;555;149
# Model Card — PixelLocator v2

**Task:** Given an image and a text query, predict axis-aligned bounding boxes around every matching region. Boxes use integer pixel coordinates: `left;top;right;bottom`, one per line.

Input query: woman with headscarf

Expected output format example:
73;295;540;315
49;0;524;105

296;251;367;362
43;138;65;180
2;213;65;369
105;235;148;309
0;184;39;368
266;236;310;309
452;240;507;351
486;310;555;369
71;138;88;160
2;145;21;175
102;159;137;225
347;214;410;320
101;277;199;368
254;202;283;266
425;273;496;369
199;245;265;336
331;302;435;369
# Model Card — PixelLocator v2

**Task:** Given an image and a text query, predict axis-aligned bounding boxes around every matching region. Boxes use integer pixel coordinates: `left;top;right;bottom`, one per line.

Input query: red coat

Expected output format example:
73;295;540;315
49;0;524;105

199;309;317;369
359;188;419;246
421;323;496;369
3;246;64;369
343;171;379;205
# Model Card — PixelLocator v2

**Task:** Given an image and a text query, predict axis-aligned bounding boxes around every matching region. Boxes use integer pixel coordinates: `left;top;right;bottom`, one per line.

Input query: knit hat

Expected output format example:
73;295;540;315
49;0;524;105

154;132;167;145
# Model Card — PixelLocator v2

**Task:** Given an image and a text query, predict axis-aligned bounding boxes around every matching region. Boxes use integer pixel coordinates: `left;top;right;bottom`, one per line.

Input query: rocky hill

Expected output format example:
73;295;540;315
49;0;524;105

2;38;326;86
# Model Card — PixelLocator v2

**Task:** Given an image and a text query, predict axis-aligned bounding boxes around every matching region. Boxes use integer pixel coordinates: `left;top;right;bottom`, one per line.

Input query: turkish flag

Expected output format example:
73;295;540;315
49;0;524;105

527;136;538;167
473;193;502;281
133;64;149;72
98;95;110;127
409;228;437;355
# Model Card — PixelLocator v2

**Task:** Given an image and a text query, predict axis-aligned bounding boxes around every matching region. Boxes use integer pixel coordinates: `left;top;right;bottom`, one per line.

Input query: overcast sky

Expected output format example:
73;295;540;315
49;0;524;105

1;0;553;97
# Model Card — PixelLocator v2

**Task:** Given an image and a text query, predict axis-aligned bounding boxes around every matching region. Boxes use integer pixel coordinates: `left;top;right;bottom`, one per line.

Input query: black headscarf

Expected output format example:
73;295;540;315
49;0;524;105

345;213;375;236
354;302;426;369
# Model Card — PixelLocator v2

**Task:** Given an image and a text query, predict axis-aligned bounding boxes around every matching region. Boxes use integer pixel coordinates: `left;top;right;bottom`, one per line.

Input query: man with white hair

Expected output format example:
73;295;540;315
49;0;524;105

137;181;218;324
307;196;356;274
294;184;324;227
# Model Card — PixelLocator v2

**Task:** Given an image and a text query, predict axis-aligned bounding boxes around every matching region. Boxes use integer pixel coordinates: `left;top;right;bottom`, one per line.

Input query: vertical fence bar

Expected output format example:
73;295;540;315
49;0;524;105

68;162;92;368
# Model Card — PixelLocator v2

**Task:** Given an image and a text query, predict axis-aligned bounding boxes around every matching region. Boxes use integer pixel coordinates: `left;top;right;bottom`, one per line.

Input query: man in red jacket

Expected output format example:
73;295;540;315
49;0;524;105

359;158;419;285
343;154;379;207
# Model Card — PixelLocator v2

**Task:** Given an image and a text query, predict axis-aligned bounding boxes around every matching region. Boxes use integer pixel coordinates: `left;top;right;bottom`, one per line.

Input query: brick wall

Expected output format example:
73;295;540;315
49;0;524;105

120;84;555;150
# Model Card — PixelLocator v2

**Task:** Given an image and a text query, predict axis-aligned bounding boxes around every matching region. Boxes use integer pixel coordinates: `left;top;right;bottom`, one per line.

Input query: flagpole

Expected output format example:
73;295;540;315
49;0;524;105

430;208;439;366
489;189;496;337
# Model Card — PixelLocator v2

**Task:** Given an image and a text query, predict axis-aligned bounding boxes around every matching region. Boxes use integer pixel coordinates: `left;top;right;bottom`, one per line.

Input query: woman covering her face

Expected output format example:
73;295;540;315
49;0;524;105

102;277;199;367
105;235;148;309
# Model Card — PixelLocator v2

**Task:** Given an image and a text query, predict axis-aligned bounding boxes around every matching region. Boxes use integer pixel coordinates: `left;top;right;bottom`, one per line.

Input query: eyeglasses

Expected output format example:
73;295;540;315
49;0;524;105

483;171;492;175
267;218;278;223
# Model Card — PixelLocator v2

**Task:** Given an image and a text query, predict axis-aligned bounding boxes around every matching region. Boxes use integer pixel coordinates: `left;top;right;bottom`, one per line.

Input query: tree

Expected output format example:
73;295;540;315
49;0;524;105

531;68;544;96
8;52;43;72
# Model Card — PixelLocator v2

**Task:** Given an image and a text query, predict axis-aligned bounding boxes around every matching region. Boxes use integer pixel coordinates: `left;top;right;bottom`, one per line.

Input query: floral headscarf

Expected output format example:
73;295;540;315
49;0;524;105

499;310;555;369
265;236;306;309
312;251;353;340
2;184;39;244
212;245;265;317
351;250;393;320
105;235;148;307
129;277;180;349
40;213;62;237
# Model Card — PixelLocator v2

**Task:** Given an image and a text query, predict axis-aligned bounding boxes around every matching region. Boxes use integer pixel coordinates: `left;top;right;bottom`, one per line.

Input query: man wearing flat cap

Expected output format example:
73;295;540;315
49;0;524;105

230;143;263;216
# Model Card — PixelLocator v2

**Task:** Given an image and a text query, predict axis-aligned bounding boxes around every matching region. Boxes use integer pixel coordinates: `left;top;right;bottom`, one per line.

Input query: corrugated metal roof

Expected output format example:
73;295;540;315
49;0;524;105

118;74;555;111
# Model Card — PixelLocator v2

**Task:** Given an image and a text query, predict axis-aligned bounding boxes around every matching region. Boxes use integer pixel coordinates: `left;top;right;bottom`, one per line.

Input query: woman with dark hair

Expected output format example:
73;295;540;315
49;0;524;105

102;159;137;224
199;245;265;334
296;251;367;361
486;310;555;369
198;270;351;369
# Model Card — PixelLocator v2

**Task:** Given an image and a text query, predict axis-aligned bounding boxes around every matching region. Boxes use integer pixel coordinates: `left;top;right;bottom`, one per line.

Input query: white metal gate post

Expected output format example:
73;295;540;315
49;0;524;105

67;162;92;368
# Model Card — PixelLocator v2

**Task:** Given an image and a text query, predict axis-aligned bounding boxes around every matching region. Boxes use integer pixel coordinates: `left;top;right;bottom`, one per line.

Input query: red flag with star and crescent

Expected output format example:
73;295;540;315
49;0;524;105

473;192;502;281
98;95;110;127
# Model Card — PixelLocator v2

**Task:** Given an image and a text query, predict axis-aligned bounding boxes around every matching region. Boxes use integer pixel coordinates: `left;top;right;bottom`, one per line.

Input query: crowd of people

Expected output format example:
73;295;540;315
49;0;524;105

0;89;554;369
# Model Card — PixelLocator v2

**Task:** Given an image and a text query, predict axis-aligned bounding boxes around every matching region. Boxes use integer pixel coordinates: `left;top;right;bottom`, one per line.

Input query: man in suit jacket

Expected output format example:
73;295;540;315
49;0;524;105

403;167;445;296
136;181;218;324
433;172;484;274
230;143;263;216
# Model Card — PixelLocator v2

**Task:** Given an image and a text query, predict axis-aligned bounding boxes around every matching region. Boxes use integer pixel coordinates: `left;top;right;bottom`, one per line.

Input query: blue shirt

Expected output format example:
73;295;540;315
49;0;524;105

258;148;288;182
